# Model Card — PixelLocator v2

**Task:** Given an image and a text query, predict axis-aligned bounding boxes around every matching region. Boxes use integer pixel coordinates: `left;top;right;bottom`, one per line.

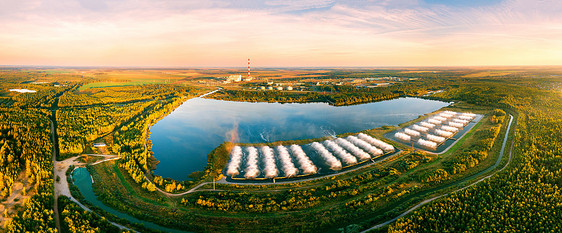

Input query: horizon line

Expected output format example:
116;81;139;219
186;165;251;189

2;65;562;70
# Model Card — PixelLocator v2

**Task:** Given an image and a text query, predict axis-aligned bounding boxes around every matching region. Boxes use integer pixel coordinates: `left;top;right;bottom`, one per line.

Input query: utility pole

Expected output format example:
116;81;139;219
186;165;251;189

248;58;251;79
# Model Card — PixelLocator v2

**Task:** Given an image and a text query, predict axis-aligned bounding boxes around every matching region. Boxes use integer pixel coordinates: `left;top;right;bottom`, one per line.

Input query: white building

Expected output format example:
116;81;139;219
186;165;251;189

227;75;242;82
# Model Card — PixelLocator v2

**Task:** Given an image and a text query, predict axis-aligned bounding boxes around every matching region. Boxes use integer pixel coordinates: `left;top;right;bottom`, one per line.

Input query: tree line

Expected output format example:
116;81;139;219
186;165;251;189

388;79;562;232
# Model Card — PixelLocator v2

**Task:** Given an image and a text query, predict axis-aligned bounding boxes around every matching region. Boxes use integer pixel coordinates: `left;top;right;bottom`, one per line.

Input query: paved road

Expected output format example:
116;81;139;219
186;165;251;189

52;105;514;232
53;152;134;231
141;150;400;196
48;86;212;231
142;172;215;196
198;88;221;98
49;119;62;233
360;114;515;232
139;150;403;196
145;145;403;195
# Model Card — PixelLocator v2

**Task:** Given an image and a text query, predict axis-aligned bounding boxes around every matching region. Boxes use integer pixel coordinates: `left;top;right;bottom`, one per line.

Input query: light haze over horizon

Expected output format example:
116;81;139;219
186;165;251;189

1;0;561;67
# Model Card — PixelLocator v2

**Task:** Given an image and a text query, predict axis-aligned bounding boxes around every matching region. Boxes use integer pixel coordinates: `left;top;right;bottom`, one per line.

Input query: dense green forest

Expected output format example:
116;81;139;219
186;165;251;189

58;197;129;233
57;102;153;156
210;87;400;106
0;109;56;232
387;80;562;232
84;109;508;232
1;68;562;233
58;84;191;107
0;70;201;232
90;71;562;233
114;96;197;193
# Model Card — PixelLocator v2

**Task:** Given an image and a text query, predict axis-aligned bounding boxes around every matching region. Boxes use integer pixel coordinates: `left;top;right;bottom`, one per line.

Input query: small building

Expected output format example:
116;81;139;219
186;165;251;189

267;86;273;90
286;86;293;91
260;86;266;90
276;86;283;91
227;75;242;82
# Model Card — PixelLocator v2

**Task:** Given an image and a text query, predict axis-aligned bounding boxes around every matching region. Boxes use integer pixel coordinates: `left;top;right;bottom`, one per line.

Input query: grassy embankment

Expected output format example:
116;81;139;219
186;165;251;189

80;105;510;232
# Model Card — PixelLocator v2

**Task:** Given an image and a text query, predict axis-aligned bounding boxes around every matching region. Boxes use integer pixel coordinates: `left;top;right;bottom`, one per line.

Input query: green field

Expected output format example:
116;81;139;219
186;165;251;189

78;80;168;90
78;104;510;233
2;67;562;233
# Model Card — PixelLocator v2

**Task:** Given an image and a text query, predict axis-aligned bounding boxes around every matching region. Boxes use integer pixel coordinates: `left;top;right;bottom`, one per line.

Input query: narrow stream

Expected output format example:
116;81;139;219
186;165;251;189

72;167;189;233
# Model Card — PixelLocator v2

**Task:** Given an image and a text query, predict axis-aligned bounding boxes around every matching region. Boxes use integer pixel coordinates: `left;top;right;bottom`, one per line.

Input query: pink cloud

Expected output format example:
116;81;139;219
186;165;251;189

0;0;561;66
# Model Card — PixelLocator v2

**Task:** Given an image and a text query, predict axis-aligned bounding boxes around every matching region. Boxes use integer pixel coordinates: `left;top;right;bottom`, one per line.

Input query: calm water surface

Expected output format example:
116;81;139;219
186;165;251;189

149;97;450;180
72;167;188;233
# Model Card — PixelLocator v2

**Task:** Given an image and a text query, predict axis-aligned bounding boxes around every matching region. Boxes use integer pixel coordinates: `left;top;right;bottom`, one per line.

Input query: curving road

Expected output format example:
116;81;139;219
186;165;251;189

361;114;515;232
52;152;133;231
138;149;403;197
55;112;515;233
50;89;515;232
49;88;216;231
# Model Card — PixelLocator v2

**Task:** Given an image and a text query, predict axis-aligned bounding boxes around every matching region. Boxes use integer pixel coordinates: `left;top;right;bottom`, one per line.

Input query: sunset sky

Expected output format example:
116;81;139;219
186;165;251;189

1;0;561;67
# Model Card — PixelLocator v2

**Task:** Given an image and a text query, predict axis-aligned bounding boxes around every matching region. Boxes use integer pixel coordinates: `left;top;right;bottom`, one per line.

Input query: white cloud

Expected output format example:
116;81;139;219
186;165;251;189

265;0;335;11
0;0;561;66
